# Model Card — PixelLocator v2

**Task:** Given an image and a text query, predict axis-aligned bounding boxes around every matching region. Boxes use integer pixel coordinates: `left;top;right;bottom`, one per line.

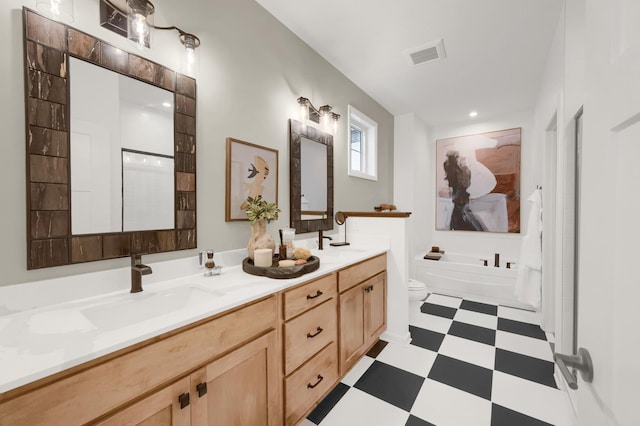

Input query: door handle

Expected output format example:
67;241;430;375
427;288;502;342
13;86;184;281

554;347;593;390
307;374;324;389
307;290;323;300
178;392;190;409
196;382;207;397
307;326;323;338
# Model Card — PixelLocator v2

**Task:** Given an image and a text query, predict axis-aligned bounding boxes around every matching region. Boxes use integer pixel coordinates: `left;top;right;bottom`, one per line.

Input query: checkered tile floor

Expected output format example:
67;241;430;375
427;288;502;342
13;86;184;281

300;293;575;426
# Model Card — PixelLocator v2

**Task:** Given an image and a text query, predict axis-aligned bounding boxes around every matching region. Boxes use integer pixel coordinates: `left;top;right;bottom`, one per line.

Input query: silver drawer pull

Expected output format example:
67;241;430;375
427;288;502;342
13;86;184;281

554;347;593;390
307;374;324;389
307;326;323;338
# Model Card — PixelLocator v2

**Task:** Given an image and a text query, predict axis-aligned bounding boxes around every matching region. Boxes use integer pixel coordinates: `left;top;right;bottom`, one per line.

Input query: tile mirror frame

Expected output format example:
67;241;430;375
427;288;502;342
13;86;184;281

23;8;197;269
289;119;334;234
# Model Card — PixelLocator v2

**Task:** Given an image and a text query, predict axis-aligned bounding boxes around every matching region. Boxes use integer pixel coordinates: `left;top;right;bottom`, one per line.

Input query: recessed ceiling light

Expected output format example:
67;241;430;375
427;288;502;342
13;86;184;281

469;111;478;118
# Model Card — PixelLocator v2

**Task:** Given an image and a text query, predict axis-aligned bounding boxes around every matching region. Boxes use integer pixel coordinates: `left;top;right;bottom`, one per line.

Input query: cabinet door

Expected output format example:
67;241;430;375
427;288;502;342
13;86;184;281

365;272;387;342
191;331;280;426
339;284;365;375
93;377;191;426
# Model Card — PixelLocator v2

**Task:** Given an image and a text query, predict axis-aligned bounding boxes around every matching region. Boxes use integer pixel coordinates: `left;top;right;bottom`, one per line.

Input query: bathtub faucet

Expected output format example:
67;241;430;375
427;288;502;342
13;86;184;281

494;253;500;268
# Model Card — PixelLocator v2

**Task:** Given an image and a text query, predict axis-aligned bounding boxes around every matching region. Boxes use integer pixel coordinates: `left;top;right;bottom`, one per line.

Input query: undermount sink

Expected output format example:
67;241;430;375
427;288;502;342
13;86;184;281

82;285;224;331
316;246;366;258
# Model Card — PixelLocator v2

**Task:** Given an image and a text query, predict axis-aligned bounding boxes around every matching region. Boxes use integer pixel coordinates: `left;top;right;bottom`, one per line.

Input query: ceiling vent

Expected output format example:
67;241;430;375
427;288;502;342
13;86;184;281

406;38;447;66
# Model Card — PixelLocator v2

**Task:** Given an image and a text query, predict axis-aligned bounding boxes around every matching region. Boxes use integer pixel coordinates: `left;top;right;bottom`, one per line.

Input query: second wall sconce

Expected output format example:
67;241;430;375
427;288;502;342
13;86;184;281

100;0;201;75
298;97;340;133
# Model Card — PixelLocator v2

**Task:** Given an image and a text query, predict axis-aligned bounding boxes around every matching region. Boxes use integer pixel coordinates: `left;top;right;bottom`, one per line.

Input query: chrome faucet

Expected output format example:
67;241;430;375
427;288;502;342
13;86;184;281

131;254;152;293
318;230;332;250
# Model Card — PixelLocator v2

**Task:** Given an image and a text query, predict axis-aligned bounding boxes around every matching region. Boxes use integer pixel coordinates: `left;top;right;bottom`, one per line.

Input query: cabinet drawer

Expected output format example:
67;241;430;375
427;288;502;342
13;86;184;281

284;299;337;375
284;342;338;426
283;273;337;320
338;253;386;293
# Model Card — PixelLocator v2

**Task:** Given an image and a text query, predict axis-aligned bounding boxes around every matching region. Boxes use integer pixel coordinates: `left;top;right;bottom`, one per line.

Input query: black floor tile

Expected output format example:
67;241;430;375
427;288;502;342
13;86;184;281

448;321;496;346
491;403;553;426
428;354;493;400
420;302;457;319
460;299;498;316
495;348;557;388
306;382;350;424
498;318;547;340
406;414;436;426
366;339;388;358
409;325;446;352
354;361;425;411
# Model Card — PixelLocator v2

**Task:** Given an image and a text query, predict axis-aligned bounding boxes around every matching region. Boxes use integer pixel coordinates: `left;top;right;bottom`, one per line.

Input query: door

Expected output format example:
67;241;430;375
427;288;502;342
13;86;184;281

93;377;191;426
190;331;280;426
572;1;640;424
365;272;386;341
339;284;365;374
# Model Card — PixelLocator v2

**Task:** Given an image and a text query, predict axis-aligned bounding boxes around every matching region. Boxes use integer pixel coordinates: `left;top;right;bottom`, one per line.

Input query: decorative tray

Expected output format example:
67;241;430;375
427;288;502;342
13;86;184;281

242;256;320;279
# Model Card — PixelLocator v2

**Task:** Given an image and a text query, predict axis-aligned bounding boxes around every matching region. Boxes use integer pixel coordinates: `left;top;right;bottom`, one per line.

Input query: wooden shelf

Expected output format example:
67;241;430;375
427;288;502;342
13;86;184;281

339;211;412;218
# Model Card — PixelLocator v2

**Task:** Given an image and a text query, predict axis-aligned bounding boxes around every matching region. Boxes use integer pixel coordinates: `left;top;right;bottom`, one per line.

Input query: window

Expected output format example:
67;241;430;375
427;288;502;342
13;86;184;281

348;105;377;180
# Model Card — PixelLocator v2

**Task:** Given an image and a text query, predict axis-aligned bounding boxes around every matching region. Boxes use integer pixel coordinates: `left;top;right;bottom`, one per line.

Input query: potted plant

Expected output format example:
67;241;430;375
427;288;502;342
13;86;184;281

245;196;280;259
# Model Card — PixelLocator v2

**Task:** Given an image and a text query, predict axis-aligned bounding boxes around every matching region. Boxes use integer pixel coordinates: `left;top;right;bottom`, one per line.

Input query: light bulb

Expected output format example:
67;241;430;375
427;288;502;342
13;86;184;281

185;46;195;65
50;0;61;17
132;14;149;38
300;103;309;122
180;34;200;77
127;0;154;49
36;0;74;23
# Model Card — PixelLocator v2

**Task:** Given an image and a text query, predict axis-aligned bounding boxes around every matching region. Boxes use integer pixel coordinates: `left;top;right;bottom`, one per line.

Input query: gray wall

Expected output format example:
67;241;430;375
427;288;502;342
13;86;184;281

0;0;394;285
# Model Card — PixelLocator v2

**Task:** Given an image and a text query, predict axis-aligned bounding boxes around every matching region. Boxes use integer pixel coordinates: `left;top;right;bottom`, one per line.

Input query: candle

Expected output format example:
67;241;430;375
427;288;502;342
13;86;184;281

254;248;273;267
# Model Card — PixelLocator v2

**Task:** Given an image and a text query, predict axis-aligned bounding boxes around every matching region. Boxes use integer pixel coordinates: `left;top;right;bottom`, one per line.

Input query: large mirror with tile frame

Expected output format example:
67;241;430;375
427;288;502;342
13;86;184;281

289;119;334;233
23;8;197;269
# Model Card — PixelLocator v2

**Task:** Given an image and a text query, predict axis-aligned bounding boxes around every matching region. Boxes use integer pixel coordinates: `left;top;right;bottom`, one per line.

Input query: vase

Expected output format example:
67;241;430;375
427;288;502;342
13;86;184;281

247;219;275;260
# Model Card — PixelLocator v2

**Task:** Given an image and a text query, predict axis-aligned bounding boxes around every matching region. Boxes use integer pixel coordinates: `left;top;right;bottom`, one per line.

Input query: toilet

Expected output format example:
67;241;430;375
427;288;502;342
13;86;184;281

408;278;428;303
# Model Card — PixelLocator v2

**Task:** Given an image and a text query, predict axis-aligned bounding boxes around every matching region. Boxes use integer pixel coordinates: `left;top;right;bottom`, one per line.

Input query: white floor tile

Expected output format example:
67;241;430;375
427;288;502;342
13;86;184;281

409;311;452;334
426;293;463;309
319;388;410;426
495;330;554;361
411;378;492;426
497;305;539;324
340;355;374;386
376;341;437;378
546;331;555;343
438;334;496;370
454;308;498;330
492;371;576;426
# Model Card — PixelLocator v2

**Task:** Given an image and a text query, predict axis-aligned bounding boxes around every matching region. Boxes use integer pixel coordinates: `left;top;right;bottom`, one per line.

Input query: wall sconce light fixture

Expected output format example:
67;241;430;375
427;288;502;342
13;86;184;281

100;0;201;75
297;97;340;133
36;0;74;23
126;0;154;49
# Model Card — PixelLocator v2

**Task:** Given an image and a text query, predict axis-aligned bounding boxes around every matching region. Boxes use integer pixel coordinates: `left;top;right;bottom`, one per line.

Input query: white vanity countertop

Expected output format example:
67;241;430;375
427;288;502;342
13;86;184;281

0;243;387;394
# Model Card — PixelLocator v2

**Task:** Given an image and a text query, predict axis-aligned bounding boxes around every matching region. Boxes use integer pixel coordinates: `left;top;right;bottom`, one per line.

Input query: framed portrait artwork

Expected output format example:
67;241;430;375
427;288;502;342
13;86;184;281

436;127;521;233
225;138;279;221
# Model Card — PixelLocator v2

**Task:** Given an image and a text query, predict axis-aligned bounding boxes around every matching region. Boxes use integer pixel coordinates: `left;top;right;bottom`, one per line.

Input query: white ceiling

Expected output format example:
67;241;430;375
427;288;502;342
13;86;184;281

255;0;563;126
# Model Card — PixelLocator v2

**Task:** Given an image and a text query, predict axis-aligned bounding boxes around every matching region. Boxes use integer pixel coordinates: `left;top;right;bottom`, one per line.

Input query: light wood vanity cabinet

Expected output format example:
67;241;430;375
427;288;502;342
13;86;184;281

338;254;387;375
0;253;388;426
95;331;279;426
0;296;280;426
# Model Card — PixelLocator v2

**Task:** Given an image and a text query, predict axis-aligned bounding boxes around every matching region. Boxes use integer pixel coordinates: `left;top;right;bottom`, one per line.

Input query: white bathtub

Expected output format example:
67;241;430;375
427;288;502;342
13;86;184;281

415;252;530;309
